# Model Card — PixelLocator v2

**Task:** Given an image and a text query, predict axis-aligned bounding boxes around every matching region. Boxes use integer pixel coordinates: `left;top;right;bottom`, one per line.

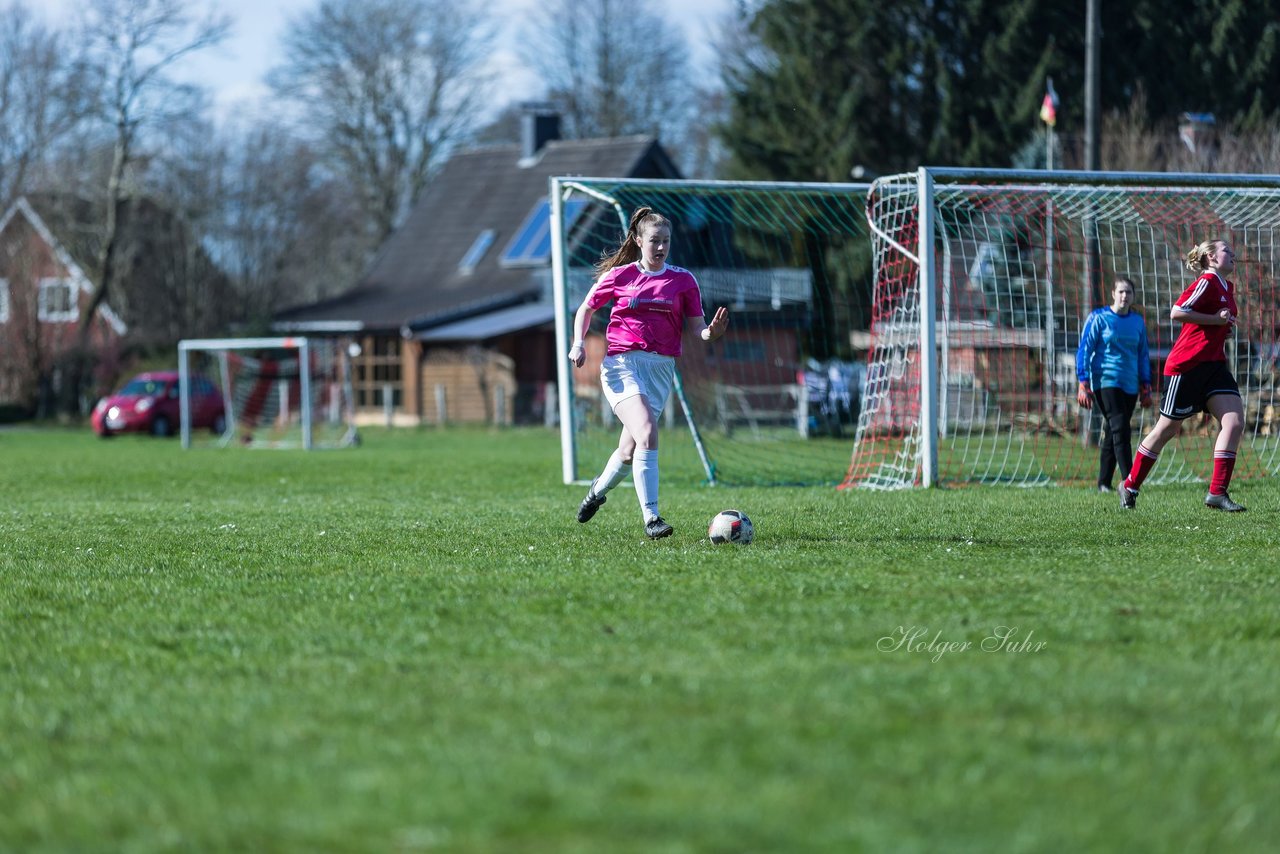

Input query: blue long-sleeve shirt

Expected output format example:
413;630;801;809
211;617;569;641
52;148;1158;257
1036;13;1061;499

1076;307;1151;394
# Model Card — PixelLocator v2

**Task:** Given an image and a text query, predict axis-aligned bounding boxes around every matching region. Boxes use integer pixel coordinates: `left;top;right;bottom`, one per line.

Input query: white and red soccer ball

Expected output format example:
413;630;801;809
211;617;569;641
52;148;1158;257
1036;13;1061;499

708;509;753;546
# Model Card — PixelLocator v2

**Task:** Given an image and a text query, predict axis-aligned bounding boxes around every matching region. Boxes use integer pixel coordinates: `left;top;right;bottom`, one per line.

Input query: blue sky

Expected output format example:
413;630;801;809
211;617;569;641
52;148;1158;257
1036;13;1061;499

38;0;735;124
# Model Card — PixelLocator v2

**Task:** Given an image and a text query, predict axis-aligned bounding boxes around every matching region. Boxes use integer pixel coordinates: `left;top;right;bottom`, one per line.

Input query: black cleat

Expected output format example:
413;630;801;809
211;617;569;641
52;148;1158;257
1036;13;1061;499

1204;491;1246;512
577;481;606;523
644;517;674;539
1119;484;1138;510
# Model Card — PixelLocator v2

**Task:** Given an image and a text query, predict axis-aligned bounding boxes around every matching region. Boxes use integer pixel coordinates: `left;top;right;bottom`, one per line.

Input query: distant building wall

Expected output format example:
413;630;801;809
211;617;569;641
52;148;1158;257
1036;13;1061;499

0;210;122;410
418;347;517;425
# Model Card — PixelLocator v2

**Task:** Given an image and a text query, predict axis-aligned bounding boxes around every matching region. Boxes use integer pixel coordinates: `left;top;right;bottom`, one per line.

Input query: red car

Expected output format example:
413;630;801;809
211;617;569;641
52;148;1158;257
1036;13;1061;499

91;371;226;437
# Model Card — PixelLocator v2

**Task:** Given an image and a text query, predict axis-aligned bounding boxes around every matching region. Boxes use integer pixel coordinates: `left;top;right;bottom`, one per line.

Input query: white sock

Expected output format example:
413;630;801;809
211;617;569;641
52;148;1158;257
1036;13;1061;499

593;450;630;496
633;448;659;522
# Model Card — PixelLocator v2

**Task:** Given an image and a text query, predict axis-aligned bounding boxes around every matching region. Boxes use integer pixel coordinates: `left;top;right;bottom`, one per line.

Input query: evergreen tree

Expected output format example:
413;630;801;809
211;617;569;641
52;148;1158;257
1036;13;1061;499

719;0;1079;178
718;0;1280;178
924;0;1064;165
720;0;915;181
1098;0;1280;128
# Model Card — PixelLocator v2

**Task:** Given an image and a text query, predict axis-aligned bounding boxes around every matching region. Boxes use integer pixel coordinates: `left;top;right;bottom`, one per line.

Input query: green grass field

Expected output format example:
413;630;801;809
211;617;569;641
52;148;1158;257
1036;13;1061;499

2;427;1278;852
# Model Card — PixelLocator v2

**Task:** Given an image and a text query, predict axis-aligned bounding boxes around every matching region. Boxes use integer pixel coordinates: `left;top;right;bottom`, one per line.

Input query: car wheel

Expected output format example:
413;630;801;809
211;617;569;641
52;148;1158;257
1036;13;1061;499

211;413;227;435
151;415;173;437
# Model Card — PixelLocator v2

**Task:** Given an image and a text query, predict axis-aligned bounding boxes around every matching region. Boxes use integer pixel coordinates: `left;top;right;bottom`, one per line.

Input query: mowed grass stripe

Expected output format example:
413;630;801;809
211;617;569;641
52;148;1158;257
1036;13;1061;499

1;427;1278;852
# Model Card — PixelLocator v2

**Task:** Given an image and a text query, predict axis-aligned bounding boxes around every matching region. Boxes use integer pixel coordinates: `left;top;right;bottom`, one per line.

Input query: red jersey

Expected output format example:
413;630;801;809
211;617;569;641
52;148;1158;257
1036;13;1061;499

1164;272;1237;375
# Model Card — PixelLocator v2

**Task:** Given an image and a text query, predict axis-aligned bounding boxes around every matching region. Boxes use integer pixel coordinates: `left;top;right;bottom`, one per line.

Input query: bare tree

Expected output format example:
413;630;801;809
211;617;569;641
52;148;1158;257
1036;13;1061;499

1097;89;1280;176
270;0;496;243
0;2;94;208
0;233;49;412
138;107;372;332
517;0;695;149
74;0;229;355
213;120;371;323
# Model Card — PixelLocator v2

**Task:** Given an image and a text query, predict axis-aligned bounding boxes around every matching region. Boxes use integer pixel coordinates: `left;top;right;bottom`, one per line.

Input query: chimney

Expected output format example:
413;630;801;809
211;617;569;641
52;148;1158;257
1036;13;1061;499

520;102;561;164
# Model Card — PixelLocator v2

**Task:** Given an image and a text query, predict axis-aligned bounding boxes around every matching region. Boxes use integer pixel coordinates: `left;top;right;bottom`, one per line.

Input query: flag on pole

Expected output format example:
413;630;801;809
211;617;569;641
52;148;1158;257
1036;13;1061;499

1039;78;1059;127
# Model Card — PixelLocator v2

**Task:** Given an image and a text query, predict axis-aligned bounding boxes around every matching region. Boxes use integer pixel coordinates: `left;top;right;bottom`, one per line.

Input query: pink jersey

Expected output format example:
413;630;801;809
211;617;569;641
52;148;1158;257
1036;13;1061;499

587;262;704;357
1164;271;1237;375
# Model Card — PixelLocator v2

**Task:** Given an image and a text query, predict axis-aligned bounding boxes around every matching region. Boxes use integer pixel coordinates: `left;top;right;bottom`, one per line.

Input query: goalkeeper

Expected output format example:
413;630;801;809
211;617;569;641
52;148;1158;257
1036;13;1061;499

1075;277;1152;492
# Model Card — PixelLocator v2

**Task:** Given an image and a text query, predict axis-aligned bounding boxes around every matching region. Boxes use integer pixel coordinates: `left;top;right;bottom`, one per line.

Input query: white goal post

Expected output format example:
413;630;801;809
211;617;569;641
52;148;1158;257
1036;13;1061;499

848;166;1280;489
549;176;874;488
177;336;359;450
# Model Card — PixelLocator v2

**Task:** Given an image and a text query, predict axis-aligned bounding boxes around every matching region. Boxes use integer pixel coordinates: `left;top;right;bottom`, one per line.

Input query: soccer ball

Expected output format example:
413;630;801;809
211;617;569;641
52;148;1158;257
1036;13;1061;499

708;509;753;545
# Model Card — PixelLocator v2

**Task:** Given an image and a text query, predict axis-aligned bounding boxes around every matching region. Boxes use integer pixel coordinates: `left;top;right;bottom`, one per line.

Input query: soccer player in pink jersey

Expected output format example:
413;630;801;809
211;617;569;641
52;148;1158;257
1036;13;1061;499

1119;239;1246;512
567;206;730;539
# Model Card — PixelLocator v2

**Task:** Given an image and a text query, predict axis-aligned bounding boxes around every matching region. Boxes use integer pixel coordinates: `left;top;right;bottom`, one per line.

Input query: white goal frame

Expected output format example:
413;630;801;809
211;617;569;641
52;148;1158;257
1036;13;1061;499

177;336;357;450
857;166;1280;488
550;175;872;487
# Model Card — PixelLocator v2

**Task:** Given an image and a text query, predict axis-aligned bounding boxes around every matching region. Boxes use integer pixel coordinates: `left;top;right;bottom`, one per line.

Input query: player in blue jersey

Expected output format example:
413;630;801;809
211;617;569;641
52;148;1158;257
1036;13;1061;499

1076;277;1153;492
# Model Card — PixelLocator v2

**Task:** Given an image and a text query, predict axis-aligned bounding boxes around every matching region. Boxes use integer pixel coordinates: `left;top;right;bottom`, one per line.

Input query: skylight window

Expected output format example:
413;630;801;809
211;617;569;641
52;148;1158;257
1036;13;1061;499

458;229;495;274
499;198;588;267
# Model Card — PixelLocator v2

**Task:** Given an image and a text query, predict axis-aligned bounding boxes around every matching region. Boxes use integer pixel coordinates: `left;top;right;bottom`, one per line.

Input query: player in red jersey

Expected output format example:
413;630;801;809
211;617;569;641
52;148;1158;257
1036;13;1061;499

1119;239;1246;511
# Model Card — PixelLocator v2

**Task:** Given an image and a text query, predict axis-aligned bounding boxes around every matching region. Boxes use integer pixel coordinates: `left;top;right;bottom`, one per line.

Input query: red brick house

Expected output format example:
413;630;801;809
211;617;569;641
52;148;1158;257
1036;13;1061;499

0;197;127;414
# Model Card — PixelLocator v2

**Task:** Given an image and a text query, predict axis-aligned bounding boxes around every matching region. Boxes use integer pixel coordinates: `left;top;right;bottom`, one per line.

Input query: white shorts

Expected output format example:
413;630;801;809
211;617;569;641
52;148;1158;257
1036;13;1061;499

600;350;675;419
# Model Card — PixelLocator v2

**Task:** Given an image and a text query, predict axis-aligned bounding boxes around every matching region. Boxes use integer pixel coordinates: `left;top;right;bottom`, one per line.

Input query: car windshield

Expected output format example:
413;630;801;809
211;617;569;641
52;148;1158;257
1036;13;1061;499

119;378;167;396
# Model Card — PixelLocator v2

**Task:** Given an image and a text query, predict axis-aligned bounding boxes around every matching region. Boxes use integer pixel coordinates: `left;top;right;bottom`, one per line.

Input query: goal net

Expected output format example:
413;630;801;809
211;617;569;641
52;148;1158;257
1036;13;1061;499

178;337;358;449
846;168;1280;489
551;178;871;486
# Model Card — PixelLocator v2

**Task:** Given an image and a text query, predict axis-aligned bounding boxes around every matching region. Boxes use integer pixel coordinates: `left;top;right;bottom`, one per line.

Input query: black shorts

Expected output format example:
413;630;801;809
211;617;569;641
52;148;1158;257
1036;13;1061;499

1159;361;1240;420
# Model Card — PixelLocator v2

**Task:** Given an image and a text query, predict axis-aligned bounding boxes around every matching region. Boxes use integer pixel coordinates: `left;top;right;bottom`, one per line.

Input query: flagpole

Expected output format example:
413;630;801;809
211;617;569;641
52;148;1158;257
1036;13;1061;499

1040;77;1057;427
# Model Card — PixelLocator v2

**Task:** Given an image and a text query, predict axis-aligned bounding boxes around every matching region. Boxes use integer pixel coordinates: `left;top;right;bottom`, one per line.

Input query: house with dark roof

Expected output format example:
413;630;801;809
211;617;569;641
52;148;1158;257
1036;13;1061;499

273;109;682;425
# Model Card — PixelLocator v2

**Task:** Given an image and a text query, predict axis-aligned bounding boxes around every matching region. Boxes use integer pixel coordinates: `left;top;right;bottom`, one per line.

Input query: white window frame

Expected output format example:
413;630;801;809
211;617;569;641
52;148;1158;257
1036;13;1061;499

38;277;77;323
458;229;495;275
0;278;9;324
